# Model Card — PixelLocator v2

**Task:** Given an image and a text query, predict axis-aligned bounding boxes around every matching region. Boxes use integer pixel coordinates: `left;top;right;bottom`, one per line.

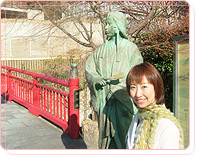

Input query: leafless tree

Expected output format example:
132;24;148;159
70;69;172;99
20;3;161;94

2;1;189;50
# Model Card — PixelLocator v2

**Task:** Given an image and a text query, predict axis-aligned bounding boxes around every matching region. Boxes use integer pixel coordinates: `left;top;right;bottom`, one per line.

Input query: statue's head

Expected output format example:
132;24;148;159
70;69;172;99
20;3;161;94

105;11;128;39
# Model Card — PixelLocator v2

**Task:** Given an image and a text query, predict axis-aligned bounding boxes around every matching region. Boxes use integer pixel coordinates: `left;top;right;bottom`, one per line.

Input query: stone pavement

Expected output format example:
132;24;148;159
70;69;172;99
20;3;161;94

0;96;87;149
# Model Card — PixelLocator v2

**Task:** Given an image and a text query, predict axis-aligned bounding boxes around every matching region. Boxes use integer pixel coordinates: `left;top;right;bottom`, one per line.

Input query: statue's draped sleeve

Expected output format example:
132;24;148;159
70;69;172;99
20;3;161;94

85;44;106;114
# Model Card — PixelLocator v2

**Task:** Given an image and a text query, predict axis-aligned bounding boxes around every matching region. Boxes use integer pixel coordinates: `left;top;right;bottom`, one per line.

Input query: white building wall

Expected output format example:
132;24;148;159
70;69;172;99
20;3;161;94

1;8;102;127
1;18;103;60
27;9;44;20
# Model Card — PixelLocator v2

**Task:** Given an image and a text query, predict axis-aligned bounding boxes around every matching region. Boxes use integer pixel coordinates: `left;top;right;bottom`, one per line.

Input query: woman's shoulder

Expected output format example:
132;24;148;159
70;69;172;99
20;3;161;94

154;118;180;149
157;118;180;134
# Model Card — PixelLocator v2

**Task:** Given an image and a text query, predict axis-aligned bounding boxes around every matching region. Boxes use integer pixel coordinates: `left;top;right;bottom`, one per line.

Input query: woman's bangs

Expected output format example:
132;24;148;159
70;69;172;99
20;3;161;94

130;70;144;85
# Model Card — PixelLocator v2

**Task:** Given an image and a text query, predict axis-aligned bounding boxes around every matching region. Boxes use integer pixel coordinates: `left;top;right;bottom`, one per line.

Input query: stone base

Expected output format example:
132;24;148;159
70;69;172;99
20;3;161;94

81;119;99;149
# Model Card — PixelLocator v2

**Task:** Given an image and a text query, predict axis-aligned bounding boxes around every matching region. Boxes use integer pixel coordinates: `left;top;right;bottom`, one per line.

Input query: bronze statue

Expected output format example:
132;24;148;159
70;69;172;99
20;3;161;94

85;11;143;149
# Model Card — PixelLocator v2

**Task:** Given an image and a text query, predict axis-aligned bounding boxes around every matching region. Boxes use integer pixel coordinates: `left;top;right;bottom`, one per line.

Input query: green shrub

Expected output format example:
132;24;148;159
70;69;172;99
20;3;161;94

135;14;189;111
143;53;173;111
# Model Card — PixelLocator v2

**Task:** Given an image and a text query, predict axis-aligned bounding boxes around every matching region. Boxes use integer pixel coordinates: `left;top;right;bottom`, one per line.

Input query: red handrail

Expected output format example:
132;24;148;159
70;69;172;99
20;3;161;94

1;65;79;139
1;66;69;86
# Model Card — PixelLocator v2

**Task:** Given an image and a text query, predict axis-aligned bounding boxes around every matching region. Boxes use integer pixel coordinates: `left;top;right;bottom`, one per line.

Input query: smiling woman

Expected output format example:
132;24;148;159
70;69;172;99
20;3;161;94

126;62;165;106
129;76;155;109
125;62;184;149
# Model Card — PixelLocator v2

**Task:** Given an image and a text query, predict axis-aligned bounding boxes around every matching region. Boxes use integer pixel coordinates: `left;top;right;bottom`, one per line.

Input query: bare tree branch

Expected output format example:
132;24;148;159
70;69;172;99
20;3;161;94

2;1;189;50
89;1;106;42
36;1;96;49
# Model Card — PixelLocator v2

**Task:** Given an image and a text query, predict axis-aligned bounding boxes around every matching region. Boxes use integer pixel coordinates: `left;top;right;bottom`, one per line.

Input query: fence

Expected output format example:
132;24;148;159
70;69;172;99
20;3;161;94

1;65;80;139
1;57;92;125
1;57;84;86
1;59;46;71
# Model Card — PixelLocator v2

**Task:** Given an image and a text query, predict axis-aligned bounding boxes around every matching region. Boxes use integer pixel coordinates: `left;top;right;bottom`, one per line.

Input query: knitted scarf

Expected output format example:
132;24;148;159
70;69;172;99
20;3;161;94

134;103;184;149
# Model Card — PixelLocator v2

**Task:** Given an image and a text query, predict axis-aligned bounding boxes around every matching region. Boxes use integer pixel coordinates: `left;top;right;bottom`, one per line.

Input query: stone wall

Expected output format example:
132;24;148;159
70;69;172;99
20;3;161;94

1;19;103;60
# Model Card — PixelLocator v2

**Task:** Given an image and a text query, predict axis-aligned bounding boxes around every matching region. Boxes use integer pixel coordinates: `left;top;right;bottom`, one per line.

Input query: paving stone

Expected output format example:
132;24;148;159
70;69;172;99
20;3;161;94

1;96;88;149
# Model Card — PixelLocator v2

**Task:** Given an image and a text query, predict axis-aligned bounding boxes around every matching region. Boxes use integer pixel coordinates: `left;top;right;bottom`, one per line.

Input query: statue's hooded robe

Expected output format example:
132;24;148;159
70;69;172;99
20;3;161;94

85;11;143;149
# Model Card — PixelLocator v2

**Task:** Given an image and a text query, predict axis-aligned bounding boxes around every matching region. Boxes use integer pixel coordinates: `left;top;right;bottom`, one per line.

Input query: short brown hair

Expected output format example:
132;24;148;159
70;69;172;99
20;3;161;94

126;62;165;105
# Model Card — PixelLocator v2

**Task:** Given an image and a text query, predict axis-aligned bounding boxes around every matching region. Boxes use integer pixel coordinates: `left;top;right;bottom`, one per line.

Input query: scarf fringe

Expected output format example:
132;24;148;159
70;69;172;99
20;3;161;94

134;104;184;149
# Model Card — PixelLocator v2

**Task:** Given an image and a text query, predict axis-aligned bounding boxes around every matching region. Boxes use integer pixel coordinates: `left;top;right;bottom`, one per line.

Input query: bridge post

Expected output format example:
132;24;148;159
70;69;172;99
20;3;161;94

31;77;40;117
68;63;80;139
6;69;12;101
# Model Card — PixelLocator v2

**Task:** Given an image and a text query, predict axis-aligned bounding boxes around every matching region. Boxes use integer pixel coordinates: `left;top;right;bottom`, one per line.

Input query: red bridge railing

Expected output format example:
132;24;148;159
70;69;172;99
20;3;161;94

1;64;79;139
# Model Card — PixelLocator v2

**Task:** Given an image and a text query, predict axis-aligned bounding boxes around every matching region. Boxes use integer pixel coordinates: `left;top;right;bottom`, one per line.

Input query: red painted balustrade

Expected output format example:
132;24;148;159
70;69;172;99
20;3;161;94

1;65;79;139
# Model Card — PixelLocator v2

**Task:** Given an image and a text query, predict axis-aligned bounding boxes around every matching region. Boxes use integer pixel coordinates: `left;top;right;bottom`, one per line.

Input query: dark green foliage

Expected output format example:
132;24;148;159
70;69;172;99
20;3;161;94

135;13;189;111
143;53;173;111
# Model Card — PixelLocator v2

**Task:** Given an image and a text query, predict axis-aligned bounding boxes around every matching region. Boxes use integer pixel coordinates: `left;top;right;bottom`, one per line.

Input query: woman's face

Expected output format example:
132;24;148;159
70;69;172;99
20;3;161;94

129;76;156;109
105;17;117;37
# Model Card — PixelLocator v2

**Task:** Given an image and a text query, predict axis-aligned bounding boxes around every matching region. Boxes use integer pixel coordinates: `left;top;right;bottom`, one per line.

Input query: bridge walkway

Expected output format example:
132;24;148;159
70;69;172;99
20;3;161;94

1;96;87;149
